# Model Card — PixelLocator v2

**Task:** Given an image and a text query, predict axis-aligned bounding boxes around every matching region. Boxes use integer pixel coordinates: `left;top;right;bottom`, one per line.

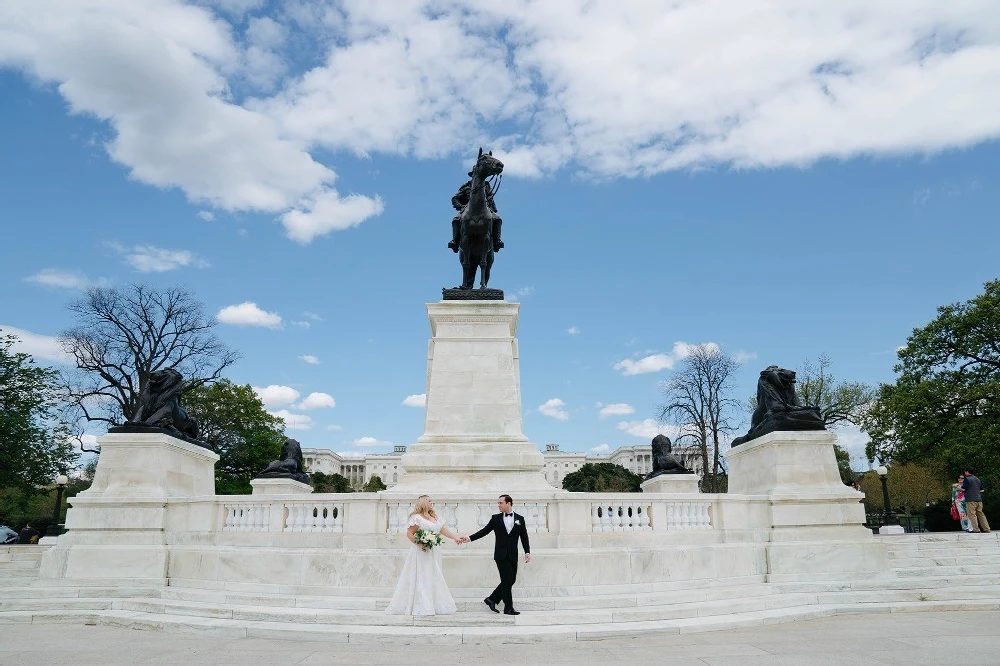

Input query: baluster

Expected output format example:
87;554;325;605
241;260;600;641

666;502;676;530
591;504;601;532
535;503;548;533
386;503;398;533
637;503;650;530
683;503;693;530
333;503;343;530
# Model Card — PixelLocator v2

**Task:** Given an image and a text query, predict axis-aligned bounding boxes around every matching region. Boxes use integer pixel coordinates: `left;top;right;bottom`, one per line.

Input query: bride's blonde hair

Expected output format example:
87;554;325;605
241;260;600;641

409;495;437;520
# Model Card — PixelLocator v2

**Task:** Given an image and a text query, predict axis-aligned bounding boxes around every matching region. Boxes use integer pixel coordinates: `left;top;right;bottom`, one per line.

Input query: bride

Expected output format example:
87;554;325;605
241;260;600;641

385;495;463;615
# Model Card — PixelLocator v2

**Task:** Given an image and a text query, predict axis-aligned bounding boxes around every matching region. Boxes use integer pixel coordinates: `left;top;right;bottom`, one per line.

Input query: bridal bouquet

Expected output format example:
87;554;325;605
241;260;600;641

414;528;443;550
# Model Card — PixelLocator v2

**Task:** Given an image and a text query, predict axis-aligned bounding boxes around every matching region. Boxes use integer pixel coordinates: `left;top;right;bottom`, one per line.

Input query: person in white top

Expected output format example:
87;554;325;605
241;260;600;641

385;495;464;615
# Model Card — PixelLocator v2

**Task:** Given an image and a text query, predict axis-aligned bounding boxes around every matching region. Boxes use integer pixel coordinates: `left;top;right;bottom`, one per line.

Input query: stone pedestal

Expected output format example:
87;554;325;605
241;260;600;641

640;474;700;493
39;432;219;583
878;524;905;535
726;430;885;580
395;300;552;492
251;477;313;495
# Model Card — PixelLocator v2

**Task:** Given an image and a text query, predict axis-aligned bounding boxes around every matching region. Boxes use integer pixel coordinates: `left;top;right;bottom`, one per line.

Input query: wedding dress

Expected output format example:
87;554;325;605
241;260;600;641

385;513;457;615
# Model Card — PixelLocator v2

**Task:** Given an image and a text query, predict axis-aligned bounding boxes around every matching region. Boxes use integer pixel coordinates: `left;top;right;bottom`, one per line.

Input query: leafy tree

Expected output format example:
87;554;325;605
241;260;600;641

658;344;741;492
183;380;285;495
363;475;387;492
562;463;642;492
61;284;239;428
797;355;875;428
855;463;951;516
311;472;354;493
833;443;856;485
862;280;1000;493
0;333;78;495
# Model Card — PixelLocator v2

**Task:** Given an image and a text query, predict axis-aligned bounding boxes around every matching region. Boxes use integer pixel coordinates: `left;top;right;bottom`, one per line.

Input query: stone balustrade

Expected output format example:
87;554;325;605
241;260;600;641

220;494;708;536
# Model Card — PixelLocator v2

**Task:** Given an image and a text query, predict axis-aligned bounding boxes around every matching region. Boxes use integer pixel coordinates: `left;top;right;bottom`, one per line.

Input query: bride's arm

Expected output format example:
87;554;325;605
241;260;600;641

407;524;425;549
439;525;461;543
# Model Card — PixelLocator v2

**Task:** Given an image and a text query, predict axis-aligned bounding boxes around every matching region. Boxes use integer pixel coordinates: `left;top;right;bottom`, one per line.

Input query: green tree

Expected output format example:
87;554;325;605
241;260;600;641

183;380;285;495
0;332;78;496
562;463;642;492
833;444;856;485
363;475;387;492
311;472;354;493
862;280;1000;493
856;463;951;516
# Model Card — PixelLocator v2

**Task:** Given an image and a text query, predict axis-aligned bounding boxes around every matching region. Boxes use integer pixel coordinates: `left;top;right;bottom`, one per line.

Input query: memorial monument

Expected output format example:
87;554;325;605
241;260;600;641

394;147;551;492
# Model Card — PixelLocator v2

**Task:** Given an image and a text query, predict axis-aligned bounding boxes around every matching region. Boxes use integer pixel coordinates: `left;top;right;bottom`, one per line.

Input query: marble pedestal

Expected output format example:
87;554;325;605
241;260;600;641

39;432;219;583
396;300;552;493
251;478;313;495
879;524;906;535
726;430;884;579
641;474;700;493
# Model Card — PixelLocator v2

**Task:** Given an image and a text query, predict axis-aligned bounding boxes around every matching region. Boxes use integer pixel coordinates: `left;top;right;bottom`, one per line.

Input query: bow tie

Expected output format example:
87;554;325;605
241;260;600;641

504;513;513;517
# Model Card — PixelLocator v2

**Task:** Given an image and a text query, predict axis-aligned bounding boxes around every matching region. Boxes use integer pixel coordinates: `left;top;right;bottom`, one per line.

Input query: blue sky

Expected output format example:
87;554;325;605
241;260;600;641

1;1;998;468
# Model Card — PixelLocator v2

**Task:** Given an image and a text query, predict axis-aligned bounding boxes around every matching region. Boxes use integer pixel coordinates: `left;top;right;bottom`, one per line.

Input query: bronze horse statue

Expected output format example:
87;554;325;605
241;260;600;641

452;147;504;290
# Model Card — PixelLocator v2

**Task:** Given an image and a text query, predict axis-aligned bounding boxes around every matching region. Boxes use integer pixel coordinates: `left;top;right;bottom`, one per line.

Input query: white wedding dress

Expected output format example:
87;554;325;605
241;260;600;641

385;514;457;616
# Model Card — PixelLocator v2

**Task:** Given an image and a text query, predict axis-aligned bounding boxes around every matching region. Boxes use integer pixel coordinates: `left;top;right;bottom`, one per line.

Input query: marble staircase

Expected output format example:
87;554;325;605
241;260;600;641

2;533;999;643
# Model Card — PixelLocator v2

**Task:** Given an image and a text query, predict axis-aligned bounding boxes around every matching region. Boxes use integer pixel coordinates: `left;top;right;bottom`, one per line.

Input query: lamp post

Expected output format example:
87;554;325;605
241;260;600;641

876;465;904;535
46;474;69;537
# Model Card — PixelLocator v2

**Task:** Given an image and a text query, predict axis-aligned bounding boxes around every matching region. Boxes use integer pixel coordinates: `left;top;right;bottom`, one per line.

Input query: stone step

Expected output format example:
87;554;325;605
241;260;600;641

888;548;1000;560
0;559;42;569
0;598;113;612
0;586;162;600
889;554;1000;567
8;598;1000;643
895;564;1000;577
0;568;40;578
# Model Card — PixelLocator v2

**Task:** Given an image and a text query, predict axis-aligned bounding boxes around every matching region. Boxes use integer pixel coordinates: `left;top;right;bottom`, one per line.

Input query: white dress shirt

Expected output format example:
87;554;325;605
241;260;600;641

503;513;514;533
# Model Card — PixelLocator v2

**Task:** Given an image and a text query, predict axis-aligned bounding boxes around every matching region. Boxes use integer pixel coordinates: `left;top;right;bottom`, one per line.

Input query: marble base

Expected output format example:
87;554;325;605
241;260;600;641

251;478;314;495
641;474;700;494
397;300;550;492
879;524;906;535
81;431;219;499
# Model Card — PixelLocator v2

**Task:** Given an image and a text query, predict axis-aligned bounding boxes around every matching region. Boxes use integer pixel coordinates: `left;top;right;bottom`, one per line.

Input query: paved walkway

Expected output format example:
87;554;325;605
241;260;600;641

1;611;998;665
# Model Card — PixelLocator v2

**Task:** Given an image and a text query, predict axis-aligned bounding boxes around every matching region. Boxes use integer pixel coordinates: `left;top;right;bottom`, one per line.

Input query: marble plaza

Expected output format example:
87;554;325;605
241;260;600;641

4;299;1000;642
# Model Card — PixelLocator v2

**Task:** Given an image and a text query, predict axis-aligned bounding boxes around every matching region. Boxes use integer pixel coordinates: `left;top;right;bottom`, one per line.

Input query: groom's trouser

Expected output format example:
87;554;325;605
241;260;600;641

488;558;518;610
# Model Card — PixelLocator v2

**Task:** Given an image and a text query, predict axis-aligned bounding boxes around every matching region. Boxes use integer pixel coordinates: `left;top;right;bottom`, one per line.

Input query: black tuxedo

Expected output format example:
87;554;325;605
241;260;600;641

469;512;530;612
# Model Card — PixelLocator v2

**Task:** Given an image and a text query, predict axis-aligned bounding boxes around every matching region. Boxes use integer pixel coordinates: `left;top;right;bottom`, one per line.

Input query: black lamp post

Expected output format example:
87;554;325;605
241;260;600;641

876;465;896;527
46;474;69;537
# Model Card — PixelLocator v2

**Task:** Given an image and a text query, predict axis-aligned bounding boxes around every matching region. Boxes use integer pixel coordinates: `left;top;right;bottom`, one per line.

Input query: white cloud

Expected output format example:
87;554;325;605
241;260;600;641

197;210;215;221
598;403;635;418
281;189;385;244
352;436;393;448
303;312;324;321
325;424;343;431
538;398;569;421
297;392;335;410
732;350;758;364
616;419;677;440
0;325;73;364
217;302;282;328
23;268;104;290
252;384;300;407
402;393;427;408
0;0;382;244
567;326;580;336
590;444;610;453
834;424;871;470
291;321;310;328
268;409;314;430
614;341;722;376
108;242;209;272
3;1;998;245
298;354;321;365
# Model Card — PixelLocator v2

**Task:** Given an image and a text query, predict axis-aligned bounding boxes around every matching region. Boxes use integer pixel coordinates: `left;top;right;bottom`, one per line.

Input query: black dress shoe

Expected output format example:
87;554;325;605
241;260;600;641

503;609;520;616
484;598;499;613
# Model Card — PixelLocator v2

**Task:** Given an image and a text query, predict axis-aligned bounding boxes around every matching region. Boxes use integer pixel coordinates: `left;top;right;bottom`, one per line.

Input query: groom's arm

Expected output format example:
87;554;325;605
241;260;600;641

518;516;530;559
468;516;495;542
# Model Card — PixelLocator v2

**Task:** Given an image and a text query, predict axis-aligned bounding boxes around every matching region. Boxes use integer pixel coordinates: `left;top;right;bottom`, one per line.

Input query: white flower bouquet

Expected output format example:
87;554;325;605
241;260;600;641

414;528;443;550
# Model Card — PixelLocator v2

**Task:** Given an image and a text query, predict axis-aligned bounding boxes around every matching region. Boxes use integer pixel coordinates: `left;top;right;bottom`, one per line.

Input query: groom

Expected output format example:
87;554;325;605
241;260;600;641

463;494;531;616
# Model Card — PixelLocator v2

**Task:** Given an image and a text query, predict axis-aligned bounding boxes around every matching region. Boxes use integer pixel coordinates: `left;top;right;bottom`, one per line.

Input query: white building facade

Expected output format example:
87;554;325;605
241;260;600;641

303;443;706;490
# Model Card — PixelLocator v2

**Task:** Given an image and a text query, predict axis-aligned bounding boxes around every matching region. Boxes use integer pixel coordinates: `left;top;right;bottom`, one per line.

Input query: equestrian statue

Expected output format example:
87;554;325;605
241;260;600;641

447;147;505;293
